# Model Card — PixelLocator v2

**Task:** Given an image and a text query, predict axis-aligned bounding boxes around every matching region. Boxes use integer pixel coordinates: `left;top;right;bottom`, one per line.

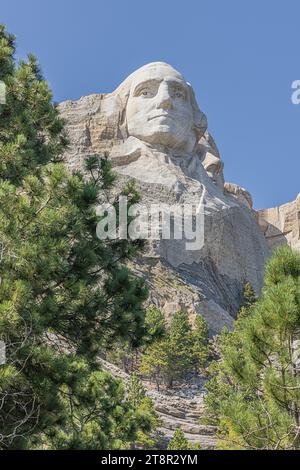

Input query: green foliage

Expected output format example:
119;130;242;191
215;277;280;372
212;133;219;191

0;24;152;449
0;28;67;183
166;311;194;387
30;364;140;450
167;428;201;450
127;373;146;409
139;338;169;390
235;281;257;325
140;310;209;389
144;306;167;344
242;281;257;309
126;373;160;449
106;306;167;373
205;247;300;450
192;315;210;372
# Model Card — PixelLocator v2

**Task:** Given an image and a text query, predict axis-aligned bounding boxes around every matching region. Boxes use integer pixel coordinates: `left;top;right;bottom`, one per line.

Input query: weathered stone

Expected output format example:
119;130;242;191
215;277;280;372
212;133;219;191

224;182;253;209
99;357;217;449
58;62;270;333
257;194;300;252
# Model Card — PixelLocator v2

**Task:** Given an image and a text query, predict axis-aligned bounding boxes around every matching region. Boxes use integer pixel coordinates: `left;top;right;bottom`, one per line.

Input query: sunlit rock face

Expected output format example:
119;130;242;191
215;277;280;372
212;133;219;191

58;62;270;334
258;194;300;252
125;62;203;152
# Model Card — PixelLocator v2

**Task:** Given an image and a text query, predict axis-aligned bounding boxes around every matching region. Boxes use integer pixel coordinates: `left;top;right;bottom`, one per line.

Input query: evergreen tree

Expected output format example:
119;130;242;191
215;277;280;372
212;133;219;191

167;428;201;450
106;306;167;373
0;24;150;449
139;338;169;390
167;311;194;387
106;339;137;374
242;281;257;309
167;429;190;450
191;315;209;373
205;247;300;450
236;281;257;325
143;306;167;344
127;373;146;408
127;373;160;449
140;310;205;389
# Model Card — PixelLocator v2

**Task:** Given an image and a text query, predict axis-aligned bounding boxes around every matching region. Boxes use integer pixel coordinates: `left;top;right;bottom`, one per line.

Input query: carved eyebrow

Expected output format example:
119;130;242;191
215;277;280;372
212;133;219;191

167;79;186;87
132;79;162;95
132;78;188;97
167;80;188;92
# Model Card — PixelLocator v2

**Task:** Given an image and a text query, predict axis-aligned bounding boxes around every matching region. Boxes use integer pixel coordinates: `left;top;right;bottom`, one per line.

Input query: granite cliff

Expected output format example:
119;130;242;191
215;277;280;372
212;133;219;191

58;62;270;335
258;194;300;252
57;62;299;447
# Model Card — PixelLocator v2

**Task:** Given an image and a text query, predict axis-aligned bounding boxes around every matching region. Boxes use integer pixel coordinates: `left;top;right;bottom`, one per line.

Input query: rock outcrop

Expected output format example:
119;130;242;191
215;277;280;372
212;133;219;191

99;358;217;449
59;62;270;334
257;194;300;252
57;62;300;448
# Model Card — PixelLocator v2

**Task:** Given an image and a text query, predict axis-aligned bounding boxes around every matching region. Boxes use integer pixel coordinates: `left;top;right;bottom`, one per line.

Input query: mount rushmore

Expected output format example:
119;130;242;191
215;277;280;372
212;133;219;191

58;62;299;334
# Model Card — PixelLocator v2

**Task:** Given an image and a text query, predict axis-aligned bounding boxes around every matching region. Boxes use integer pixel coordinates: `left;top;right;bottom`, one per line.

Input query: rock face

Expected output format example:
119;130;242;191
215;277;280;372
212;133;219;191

257;195;300;252
99;358;217;449
58;62;270;334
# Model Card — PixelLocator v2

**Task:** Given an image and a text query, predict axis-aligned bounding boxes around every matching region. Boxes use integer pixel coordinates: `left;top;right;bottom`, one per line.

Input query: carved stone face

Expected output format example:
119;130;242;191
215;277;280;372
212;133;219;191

126;63;196;151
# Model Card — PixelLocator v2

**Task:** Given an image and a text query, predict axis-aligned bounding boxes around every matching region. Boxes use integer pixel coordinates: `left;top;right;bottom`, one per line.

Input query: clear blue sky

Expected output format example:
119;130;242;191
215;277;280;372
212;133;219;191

1;0;299;209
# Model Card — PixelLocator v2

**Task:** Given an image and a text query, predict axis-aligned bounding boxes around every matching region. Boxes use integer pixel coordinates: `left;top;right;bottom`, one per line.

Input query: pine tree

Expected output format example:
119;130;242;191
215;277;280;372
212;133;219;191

0;24;150;449
167;428;201;450
166;310;194;387
139;338;169;390
106;306;167;373
127;373;146;408
144;306;167;344
205;247;300;450
127;373;160;449
167;429;190;450
242;281;257;309
140;310;197;389
236;281;257;325
191;315;209;373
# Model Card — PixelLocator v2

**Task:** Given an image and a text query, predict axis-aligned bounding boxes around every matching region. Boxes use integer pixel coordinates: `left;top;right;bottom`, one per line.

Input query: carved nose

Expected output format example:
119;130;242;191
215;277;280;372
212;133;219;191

158;97;172;110
156;85;172;110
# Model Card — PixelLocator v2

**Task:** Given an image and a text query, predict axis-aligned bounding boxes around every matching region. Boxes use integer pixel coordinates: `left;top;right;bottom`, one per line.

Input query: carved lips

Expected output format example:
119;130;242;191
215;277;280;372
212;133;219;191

148;113;174;121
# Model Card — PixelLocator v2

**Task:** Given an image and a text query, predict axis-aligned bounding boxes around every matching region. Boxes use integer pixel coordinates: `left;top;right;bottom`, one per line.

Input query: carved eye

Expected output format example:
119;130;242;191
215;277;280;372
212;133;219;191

174;89;185;99
137;88;151;97
138;86;155;97
134;81;159;98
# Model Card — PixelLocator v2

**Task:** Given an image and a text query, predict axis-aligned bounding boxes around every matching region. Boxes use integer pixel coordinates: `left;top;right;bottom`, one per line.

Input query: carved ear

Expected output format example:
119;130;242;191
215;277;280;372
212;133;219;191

187;84;208;139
